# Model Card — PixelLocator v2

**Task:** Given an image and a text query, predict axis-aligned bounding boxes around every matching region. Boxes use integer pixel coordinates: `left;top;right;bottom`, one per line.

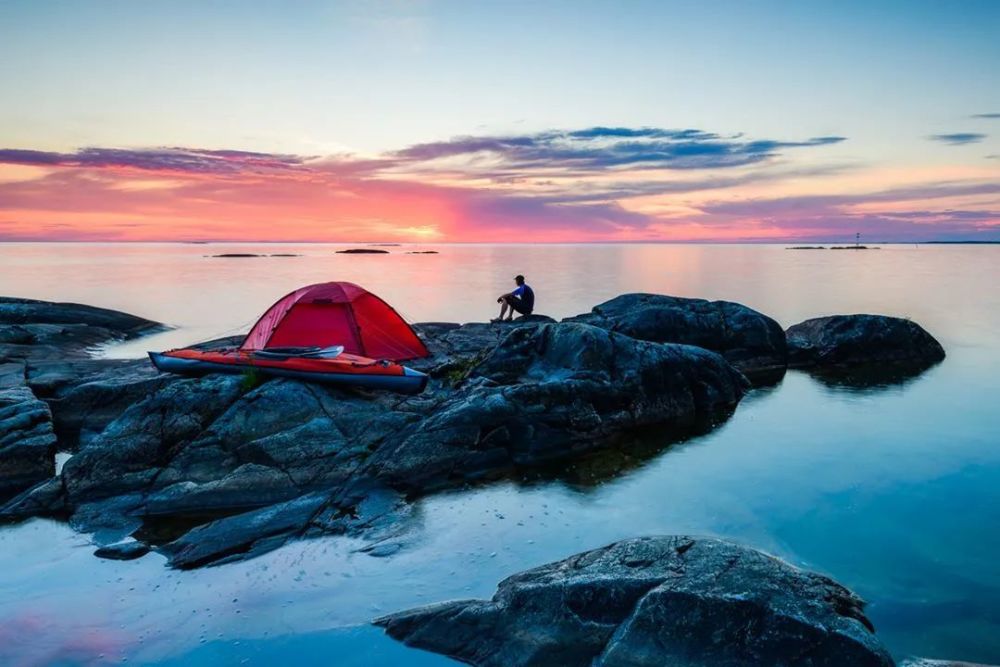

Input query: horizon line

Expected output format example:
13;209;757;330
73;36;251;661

2;239;998;245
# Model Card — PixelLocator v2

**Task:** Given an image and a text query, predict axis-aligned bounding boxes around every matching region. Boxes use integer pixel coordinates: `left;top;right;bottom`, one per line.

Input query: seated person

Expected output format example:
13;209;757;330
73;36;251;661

493;274;535;322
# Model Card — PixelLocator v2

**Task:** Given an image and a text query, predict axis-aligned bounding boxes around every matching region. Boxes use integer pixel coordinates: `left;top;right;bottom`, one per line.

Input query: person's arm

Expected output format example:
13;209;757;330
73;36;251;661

498;286;521;302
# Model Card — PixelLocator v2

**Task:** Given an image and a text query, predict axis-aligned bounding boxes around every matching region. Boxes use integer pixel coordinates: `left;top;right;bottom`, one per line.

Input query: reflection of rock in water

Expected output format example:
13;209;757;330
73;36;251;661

800;358;942;392
745;365;786;388
516;411;735;490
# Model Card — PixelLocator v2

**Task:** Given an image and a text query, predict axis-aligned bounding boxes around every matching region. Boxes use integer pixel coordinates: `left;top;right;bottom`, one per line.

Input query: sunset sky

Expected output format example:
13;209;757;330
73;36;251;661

1;0;998;242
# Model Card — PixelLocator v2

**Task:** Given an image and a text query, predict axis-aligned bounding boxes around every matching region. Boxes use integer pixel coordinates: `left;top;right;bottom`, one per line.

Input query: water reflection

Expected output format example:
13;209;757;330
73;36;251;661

1;243;999;665
798;359;943;393
743;366;787;388
516;412;737;490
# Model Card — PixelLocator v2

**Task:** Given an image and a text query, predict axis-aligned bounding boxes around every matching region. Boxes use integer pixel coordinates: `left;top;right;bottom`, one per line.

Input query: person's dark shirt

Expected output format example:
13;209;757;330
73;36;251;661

512;284;534;312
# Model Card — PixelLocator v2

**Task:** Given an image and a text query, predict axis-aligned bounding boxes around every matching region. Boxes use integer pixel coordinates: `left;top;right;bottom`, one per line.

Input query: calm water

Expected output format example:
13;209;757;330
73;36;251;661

0;243;998;666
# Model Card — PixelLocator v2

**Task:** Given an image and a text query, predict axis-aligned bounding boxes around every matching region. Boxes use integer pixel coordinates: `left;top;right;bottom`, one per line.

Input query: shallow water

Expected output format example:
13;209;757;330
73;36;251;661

0;242;998;665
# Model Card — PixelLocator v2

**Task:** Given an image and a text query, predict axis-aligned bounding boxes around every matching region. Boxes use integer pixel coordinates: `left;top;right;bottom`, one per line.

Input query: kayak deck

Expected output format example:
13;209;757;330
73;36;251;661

149;347;428;394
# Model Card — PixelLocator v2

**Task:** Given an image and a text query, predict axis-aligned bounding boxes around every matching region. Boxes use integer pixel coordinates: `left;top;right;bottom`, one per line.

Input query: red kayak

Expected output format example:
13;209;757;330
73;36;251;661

149;347;428;394
149;281;431;393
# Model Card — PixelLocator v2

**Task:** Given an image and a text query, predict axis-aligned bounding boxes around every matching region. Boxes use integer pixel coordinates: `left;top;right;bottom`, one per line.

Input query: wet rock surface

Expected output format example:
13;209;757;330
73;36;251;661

565;293;788;381
375;535;895;667
786;314;946;371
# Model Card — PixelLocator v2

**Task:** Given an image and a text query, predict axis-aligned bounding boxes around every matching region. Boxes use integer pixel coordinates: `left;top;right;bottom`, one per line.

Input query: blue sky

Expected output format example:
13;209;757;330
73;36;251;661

0;0;998;241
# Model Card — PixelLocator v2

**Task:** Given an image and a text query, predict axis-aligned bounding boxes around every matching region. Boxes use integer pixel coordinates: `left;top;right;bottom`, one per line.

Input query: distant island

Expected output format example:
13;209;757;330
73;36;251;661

209;253;301;258
336;248;390;254
786;245;879;250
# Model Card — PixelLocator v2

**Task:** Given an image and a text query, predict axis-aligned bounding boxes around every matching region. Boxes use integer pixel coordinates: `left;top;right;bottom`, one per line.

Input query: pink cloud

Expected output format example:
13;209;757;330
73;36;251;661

0;128;997;242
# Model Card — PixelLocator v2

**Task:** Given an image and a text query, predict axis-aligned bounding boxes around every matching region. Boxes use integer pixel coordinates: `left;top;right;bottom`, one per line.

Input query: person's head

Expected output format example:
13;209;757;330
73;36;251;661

514;275;525;286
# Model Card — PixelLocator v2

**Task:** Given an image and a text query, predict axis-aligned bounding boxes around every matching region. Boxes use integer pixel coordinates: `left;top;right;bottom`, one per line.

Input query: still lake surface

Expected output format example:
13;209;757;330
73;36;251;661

0;242;998;666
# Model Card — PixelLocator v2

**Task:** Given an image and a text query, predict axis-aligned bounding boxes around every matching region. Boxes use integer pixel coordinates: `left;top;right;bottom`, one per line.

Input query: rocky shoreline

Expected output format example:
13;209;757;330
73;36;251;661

0;294;946;560
0;293;958;664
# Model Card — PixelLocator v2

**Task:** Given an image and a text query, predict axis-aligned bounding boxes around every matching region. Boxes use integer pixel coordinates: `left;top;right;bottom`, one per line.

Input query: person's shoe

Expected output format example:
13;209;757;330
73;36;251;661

504;317;514;322
490;317;503;323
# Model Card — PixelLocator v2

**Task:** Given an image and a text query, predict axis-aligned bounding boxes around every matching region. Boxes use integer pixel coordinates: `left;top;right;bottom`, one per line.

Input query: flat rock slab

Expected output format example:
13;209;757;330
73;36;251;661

564;293;788;381
94;539;151;561
786;314;945;370
0;297;162;356
160;491;330;568
0;297;158;331
376;535;893;667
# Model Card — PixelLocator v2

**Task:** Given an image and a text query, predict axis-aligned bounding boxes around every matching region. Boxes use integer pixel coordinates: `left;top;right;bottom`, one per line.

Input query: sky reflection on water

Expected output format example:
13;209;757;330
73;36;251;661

0;243;997;665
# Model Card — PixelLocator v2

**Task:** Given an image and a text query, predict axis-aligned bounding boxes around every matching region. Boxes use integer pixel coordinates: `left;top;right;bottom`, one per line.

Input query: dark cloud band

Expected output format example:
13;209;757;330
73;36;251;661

393;128;846;171
929;133;986;145
0;147;309;174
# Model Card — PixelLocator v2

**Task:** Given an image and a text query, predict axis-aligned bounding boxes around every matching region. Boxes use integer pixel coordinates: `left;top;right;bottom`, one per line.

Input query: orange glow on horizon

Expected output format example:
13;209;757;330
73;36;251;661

0;148;997;243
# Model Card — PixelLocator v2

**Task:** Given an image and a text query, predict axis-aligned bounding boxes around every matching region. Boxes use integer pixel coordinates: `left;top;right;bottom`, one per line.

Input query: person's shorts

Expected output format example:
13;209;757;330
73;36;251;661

508;297;532;315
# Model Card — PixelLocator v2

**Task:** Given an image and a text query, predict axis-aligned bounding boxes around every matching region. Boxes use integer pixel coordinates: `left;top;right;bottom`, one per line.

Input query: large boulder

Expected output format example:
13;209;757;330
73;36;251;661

786;315;945;370
565;294;787;381
370;323;746;489
376;535;894;667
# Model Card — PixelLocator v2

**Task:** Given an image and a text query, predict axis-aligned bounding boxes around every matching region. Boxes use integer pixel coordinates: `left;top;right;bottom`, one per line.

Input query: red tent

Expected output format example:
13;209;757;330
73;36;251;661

240;282;429;361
